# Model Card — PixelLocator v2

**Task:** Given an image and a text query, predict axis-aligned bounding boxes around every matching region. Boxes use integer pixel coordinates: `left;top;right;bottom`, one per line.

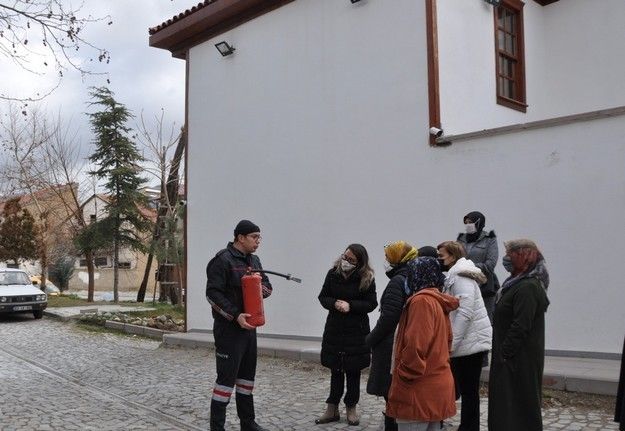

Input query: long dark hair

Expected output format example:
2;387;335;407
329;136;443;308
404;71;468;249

334;243;375;291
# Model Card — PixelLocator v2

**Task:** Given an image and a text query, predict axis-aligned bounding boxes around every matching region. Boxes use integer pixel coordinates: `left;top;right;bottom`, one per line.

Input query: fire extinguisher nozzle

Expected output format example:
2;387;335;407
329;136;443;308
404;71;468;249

288;275;302;283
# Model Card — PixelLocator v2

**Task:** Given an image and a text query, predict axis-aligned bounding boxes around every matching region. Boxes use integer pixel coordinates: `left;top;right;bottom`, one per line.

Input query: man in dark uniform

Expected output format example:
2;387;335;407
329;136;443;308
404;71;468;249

206;220;273;431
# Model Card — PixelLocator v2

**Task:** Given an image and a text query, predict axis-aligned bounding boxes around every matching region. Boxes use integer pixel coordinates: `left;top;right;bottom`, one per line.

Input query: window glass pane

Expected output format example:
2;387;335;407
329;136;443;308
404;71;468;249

507;79;515;99
505;58;515;78
505;34;513;53
95;257;108;267
498;30;505;50
507;11;515;33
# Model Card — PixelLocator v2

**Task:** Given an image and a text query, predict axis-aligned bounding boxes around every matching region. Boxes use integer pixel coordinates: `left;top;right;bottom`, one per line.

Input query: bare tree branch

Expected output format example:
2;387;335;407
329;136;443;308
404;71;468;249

0;1;112;102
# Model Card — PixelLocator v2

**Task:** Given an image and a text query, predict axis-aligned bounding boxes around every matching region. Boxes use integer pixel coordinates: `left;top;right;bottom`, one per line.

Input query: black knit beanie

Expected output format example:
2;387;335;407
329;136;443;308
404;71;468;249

234;220;260;237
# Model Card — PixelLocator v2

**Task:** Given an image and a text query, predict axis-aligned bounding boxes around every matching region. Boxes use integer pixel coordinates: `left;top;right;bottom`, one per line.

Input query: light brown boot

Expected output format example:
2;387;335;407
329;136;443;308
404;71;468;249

315;403;339;424
346;405;360;426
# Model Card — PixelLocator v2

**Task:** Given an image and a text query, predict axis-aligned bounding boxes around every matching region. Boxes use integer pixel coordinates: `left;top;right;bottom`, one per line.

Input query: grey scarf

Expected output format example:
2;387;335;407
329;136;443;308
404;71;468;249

496;258;549;303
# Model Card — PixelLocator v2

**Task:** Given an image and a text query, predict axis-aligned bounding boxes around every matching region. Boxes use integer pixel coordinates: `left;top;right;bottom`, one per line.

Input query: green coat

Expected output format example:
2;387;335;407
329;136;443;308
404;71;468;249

488;277;549;431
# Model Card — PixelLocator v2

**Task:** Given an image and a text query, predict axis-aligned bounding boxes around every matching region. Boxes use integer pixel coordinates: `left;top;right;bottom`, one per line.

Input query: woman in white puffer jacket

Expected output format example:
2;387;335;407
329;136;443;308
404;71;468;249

437;241;492;431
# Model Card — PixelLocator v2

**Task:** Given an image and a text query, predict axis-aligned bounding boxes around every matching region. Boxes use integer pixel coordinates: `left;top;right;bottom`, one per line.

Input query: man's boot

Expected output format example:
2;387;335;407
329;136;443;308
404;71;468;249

384;412;398;431
346;405;360;426
210;400;227;431
315;403;340;424
240;421;269;431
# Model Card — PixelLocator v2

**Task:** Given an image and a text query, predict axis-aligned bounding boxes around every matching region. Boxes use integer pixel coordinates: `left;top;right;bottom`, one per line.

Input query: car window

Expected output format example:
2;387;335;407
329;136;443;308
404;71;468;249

0;272;31;285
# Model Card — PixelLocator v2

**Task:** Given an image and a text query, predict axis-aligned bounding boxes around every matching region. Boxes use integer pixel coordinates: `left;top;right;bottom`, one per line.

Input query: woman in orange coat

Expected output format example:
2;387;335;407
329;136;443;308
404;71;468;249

386;257;459;431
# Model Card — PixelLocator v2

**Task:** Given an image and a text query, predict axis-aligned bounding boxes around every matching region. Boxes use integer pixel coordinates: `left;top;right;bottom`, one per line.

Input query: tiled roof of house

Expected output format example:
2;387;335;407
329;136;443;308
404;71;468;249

149;1;217;35
148;0;294;57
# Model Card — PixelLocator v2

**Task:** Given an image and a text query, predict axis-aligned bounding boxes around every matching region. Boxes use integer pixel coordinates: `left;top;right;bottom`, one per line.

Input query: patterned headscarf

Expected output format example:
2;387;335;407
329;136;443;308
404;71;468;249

497;239;550;302
384;240;418;265
406;256;445;294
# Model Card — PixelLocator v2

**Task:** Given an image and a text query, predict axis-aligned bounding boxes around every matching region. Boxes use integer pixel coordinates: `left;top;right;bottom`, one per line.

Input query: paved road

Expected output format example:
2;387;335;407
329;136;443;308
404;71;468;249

0;314;620;430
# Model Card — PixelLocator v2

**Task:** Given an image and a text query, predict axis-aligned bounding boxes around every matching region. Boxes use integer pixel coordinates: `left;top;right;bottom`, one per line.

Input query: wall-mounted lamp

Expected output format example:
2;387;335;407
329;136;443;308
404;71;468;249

483;0;501;6
429;127;444;138
215;41;236;57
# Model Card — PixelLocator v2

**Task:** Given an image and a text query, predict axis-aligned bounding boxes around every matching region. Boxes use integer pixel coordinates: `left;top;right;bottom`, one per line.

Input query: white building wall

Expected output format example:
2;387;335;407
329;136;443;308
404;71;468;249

437;0;625;135
186;0;625;355
187;0;430;338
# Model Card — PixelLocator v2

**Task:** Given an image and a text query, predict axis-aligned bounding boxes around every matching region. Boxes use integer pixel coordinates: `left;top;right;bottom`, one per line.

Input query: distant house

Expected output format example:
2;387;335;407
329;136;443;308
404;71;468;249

0;183;78;274
68;193;158;293
150;0;625;357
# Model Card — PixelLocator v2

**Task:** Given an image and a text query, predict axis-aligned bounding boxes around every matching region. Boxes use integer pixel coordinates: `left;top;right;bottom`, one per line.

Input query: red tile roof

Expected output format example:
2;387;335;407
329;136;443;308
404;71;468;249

149;0;295;58
149;1;217;35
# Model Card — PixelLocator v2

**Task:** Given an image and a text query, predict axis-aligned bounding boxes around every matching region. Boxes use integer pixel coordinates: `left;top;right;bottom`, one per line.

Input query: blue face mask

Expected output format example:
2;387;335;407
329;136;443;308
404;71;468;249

502;256;514;273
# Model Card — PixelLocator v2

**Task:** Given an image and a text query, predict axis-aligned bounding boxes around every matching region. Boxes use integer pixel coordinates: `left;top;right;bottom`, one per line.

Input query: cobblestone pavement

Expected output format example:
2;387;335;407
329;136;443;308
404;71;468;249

0;315;619;430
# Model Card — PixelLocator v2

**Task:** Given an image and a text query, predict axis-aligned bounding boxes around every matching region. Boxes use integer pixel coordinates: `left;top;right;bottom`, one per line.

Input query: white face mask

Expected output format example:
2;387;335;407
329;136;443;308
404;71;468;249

465;222;478;234
384;261;394;272
340;259;356;272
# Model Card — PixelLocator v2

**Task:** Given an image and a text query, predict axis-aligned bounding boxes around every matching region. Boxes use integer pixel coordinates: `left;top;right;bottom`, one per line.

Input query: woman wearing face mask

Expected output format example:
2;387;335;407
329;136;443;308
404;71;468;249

386;257;459;431
488;239;549;431
457;211;499;323
365;241;418;431
316;244;377;426
437;241;492;431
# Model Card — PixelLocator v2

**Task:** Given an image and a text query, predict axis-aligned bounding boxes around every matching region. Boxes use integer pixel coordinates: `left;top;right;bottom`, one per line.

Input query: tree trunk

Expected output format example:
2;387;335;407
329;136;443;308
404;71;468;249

136;252;154;302
86;249;95;302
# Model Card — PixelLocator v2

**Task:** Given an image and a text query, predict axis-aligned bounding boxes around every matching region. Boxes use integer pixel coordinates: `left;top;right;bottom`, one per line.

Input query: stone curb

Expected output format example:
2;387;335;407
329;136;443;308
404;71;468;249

104;320;176;340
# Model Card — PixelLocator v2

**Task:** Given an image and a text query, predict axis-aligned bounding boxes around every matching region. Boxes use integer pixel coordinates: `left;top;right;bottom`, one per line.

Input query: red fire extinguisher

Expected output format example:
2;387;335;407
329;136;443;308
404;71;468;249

241;270;265;327
241;268;302;328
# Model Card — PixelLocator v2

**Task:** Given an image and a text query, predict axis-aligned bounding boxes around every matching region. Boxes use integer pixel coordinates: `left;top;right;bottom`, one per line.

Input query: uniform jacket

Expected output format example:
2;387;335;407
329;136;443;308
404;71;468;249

458;230;499;297
319;268;377;371
386;288;459;422
443;258;492;358
205;242;272;326
365;264;409;396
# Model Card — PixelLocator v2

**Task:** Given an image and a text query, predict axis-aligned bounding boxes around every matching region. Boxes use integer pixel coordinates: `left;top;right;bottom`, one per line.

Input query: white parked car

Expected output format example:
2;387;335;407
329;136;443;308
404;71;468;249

0;268;47;319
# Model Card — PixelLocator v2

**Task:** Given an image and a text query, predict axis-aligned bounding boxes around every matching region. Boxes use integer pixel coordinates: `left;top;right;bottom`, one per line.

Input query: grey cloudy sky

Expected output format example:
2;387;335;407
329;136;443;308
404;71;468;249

1;1;194;175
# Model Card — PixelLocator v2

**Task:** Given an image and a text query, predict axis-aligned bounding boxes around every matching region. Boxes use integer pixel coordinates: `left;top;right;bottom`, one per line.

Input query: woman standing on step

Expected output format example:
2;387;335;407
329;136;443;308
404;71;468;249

316;244;377;426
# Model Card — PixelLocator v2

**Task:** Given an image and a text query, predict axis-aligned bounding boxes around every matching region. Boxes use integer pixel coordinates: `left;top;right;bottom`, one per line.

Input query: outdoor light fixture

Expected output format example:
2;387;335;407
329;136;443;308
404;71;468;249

483;0;501;6
215;41;235;56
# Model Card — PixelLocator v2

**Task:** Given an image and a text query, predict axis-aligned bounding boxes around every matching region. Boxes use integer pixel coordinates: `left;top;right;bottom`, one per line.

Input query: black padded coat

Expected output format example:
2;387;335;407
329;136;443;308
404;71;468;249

365;264;409;396
318;268;377;371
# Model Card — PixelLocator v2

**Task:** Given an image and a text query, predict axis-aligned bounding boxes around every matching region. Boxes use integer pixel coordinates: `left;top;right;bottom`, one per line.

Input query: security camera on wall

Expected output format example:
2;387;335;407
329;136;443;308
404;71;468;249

429;127;444;138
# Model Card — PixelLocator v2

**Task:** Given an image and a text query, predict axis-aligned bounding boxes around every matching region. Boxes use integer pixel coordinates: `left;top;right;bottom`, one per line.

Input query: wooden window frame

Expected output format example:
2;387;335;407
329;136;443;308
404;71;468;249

494;0;527;112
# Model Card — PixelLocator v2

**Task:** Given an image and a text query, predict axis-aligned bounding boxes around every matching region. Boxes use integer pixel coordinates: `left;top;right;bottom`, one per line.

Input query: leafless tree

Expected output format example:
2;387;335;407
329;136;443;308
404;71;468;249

135;110;185;304
0;0;111;103
0;103;99;300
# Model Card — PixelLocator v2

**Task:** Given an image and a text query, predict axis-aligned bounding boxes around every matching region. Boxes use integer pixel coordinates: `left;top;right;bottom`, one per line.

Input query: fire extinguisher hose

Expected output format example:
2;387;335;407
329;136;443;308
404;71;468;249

249;269;302;284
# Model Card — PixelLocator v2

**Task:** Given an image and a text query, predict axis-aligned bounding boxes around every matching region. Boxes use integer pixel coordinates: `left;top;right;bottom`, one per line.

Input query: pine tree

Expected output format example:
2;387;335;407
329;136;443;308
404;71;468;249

87;87;152;303
0;198;39;266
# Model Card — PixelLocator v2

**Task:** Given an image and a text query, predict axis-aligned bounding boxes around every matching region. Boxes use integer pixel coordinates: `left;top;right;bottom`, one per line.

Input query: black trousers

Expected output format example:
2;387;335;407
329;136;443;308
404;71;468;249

451;351;486;431
326;369;361;407
210;321;258;431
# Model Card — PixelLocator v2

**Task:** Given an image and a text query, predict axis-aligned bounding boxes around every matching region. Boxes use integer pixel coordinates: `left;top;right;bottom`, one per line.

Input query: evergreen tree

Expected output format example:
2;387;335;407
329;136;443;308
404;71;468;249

87;87;151;302
0;198;39;266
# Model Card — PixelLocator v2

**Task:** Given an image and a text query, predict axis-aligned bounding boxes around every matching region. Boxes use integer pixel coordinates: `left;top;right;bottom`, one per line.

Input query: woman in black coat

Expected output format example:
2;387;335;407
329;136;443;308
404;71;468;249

365;240;418;431
488;239;550;431
316;243;377;427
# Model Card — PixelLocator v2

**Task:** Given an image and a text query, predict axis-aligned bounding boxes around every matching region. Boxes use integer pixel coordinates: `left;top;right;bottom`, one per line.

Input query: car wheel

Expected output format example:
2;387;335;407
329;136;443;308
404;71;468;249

33;310;43;319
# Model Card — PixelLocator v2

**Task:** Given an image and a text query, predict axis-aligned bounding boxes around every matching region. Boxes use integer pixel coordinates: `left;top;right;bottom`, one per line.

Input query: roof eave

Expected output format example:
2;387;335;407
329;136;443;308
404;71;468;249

149;0;295;59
